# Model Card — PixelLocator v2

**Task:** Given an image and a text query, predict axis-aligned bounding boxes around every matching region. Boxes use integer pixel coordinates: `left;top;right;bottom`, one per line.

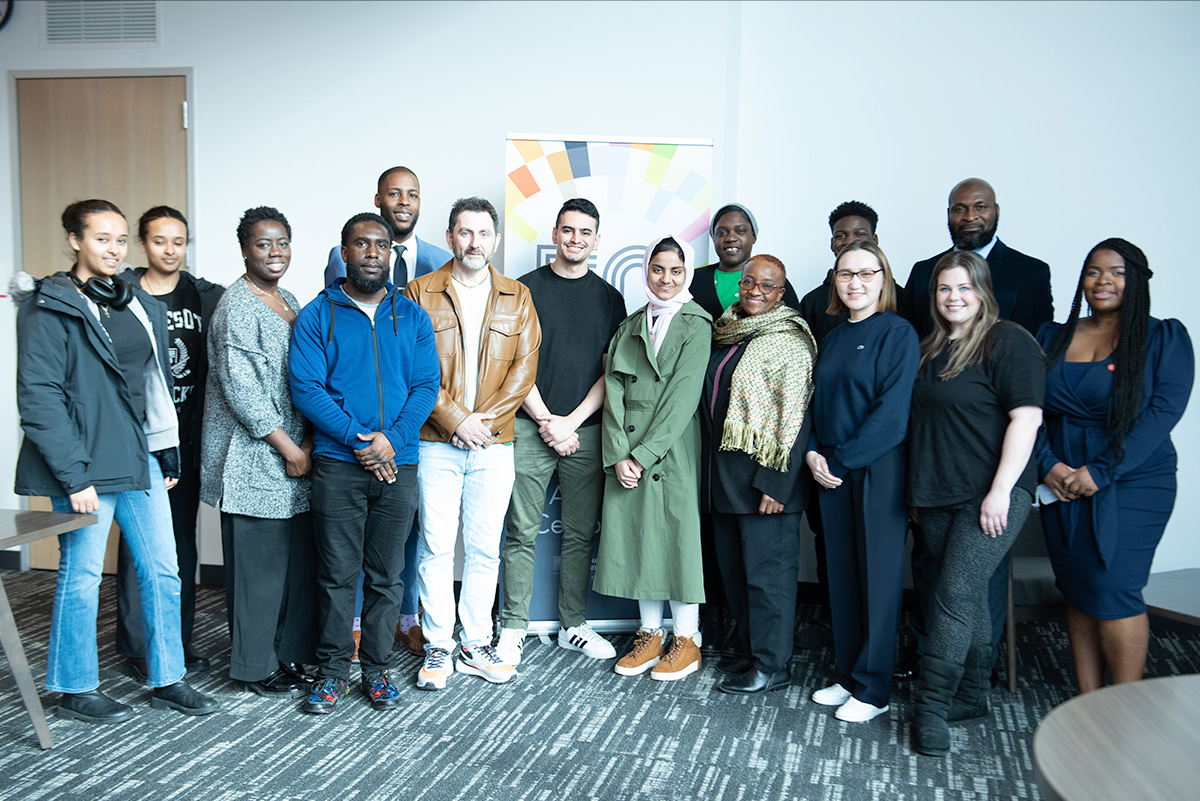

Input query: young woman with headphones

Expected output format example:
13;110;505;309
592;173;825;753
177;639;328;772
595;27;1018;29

14;199;218;723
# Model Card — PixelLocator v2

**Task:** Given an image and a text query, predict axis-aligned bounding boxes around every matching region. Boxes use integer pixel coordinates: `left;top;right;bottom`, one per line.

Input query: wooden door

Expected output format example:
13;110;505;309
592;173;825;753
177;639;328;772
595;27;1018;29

17;75;188;570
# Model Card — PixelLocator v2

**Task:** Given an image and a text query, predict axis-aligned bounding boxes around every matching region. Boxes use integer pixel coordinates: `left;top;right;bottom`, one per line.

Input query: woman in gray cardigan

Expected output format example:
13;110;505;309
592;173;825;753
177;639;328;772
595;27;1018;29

200;206;317;698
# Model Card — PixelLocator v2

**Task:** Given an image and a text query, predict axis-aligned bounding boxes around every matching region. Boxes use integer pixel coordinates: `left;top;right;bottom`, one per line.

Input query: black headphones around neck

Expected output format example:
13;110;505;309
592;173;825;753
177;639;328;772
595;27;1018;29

69;270;134;310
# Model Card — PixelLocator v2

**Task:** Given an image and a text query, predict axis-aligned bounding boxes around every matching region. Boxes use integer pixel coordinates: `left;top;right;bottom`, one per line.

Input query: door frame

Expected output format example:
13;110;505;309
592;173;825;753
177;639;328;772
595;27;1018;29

4;67;194;570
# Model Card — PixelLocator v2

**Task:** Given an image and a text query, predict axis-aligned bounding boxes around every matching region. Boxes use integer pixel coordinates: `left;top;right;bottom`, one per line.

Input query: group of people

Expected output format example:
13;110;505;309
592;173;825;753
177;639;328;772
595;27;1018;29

13;169;1192;759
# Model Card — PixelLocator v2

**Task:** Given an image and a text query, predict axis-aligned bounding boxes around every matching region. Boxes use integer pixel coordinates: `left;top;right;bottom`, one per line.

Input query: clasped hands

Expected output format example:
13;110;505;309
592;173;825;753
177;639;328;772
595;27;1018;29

1043;462;1098;503
535;412;579;456
355;431;396;483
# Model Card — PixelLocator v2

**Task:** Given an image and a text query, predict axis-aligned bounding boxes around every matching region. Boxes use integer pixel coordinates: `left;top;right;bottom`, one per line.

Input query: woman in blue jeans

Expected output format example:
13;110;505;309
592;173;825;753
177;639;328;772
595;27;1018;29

14;199;218;722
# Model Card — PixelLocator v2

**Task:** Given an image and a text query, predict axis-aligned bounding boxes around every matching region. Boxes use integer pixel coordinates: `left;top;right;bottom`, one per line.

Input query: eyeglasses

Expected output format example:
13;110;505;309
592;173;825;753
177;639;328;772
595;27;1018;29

738;277;781;293
834;268;883;283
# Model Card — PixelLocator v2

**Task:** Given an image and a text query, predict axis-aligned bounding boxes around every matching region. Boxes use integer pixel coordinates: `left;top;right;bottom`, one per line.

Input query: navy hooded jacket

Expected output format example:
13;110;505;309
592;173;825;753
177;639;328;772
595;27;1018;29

289;279;440;466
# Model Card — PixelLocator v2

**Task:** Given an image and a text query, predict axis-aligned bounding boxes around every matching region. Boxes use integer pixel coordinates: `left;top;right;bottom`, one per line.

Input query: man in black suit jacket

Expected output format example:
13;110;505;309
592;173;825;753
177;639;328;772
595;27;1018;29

897;177;1053;684
901;177;1053;338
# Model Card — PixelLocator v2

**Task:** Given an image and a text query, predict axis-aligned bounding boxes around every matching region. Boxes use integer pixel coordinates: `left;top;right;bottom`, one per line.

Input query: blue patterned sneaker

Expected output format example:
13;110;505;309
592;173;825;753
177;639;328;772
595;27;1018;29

458;644;517;684
361;669;401;710
302;677;348;714
417;647;455;691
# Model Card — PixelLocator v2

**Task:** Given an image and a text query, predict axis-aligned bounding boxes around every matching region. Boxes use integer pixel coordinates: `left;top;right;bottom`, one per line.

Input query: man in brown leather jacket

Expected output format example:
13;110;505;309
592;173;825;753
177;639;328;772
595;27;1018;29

404;196;541;690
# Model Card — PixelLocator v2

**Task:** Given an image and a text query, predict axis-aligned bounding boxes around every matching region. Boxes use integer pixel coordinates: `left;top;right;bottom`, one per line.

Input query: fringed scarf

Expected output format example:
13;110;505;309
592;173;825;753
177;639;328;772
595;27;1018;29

712;302;816;471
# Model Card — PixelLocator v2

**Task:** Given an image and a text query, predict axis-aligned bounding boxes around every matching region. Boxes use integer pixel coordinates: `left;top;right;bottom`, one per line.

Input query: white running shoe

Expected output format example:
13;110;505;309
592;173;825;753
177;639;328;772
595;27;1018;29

458;645;517;684
811;683;852;706
417;647;455;691
835;697;890;722
558;622;618;659
496;627;526;666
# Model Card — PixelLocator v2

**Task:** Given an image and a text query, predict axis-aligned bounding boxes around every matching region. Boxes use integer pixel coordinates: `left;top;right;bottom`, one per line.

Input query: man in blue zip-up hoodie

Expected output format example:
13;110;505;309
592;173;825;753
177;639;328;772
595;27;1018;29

289;212;440;714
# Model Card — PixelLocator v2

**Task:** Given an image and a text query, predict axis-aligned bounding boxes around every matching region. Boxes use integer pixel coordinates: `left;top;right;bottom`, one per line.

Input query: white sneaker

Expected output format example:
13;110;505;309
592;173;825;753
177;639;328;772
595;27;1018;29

835;697;890;722
811;683;852;706
558;622;618;659
496;627;526;666
417;647;455;691
458;645;517;684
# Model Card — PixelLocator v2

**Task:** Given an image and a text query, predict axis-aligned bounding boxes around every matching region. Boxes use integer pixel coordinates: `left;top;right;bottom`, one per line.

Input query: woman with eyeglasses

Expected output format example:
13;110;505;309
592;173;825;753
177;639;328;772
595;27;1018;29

700;254;817;695
906;251;1043;756
806;240;919;723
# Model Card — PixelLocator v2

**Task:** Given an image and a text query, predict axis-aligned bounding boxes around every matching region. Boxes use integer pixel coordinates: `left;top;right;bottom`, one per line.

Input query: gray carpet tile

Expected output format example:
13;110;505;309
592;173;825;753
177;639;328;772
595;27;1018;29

2;569;1198;800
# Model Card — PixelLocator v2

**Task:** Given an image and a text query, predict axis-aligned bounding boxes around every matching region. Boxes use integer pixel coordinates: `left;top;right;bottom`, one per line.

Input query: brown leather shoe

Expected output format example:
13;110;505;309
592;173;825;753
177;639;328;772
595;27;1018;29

395;623;426;656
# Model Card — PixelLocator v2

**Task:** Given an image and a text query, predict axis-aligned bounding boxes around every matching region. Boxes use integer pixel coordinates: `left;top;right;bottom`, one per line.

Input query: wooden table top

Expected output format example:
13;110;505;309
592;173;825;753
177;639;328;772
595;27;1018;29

0;509;97;550
1034;674;1200;801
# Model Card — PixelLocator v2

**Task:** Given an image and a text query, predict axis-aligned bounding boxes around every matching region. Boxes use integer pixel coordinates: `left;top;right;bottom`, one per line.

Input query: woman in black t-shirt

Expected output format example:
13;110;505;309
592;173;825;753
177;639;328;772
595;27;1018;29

114;206;224;679
906;251;1043;757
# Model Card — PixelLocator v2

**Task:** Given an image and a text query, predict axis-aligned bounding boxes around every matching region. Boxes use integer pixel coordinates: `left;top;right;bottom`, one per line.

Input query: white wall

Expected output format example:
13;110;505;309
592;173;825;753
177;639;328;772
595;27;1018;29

3;0;1198;570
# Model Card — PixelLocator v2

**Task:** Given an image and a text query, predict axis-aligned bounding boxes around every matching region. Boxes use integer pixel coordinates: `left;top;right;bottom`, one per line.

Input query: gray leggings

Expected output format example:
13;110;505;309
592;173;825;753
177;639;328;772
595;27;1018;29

920;487;1032;664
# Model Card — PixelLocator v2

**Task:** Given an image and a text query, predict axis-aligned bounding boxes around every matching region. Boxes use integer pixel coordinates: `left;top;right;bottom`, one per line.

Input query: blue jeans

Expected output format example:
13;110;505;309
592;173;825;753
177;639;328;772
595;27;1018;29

47;458;185;693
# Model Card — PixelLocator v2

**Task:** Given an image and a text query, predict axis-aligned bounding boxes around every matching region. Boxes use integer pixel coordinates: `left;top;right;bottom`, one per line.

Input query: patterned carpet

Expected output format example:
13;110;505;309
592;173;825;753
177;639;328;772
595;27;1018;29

1;569;1198;801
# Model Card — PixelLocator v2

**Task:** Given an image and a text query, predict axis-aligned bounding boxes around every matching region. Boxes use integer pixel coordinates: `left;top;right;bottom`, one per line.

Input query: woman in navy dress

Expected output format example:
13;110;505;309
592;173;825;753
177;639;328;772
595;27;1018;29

806;240;918;723
1038;238;1193;694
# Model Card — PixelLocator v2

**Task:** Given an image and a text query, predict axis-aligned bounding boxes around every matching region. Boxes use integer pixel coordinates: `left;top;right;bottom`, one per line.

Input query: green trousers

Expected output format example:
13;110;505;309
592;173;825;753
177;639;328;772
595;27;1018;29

500;417;604;629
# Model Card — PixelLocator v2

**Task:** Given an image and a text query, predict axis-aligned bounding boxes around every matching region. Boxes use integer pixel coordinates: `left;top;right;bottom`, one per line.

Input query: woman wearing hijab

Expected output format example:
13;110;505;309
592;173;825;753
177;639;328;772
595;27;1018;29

1037;238;1192;694
701;254;817;695
594;236;712;681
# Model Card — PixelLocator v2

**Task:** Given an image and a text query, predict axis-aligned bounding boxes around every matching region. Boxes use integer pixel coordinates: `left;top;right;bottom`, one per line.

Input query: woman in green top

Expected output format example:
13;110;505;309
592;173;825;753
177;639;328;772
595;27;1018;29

594;236;712;682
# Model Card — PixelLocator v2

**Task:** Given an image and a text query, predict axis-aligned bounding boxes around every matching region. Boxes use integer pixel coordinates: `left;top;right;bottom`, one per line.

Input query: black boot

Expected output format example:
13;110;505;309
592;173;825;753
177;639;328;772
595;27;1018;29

949;644;993;724
912;655;965;756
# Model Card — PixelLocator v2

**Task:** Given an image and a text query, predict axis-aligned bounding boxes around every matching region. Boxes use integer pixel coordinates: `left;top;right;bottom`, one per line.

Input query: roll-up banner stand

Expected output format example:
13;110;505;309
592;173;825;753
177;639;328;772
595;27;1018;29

501;134;714;634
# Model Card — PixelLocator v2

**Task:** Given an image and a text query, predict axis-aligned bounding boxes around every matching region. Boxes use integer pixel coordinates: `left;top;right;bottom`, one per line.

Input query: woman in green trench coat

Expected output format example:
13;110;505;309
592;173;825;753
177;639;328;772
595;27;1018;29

594;235;712;682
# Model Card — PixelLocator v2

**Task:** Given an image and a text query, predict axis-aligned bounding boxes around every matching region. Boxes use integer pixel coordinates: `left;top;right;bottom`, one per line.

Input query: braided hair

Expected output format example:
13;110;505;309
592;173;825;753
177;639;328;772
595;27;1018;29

1043;238;1152;456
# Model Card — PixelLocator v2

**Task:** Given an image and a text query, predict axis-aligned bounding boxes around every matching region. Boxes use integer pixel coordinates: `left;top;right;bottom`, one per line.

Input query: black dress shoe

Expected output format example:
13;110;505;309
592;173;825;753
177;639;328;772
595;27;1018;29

58;690;136;723
715;654;754;675
793;620;834;651
894;652;921;682
127;657;149;682
151;681;219;715
719;666;791;694
280;662;318;685
184;649;212;673
243;668;305;698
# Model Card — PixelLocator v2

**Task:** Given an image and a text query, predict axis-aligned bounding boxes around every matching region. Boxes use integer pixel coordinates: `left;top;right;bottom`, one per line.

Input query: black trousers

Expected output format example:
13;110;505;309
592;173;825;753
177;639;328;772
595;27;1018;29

116;440;200;658
311;457;417;681
804;473;831;622
712;510;801;673
221;511;318;682
820;447;907;707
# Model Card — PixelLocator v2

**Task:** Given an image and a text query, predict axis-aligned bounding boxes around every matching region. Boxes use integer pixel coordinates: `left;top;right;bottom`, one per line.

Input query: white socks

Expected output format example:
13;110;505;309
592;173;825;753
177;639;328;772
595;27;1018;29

637;600;701;645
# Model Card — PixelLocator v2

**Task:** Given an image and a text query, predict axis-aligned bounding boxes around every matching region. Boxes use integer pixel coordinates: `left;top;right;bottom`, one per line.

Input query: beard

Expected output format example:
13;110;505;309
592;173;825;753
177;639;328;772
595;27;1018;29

346;263;390;294
454;246;491;272
387;209;418;241
949;217;999;252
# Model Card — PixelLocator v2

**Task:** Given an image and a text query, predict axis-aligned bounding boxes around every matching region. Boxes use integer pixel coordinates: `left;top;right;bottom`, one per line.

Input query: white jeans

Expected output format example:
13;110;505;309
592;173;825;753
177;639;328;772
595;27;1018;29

418;440;515;651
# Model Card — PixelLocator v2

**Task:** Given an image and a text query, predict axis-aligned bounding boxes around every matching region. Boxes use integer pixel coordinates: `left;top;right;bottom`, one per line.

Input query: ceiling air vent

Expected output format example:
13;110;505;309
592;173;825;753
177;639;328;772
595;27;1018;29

43;0;160;48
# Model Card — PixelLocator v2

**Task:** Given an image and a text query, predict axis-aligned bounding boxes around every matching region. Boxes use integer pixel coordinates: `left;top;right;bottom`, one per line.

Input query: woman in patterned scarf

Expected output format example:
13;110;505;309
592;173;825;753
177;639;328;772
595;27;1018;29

700;254;817;695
